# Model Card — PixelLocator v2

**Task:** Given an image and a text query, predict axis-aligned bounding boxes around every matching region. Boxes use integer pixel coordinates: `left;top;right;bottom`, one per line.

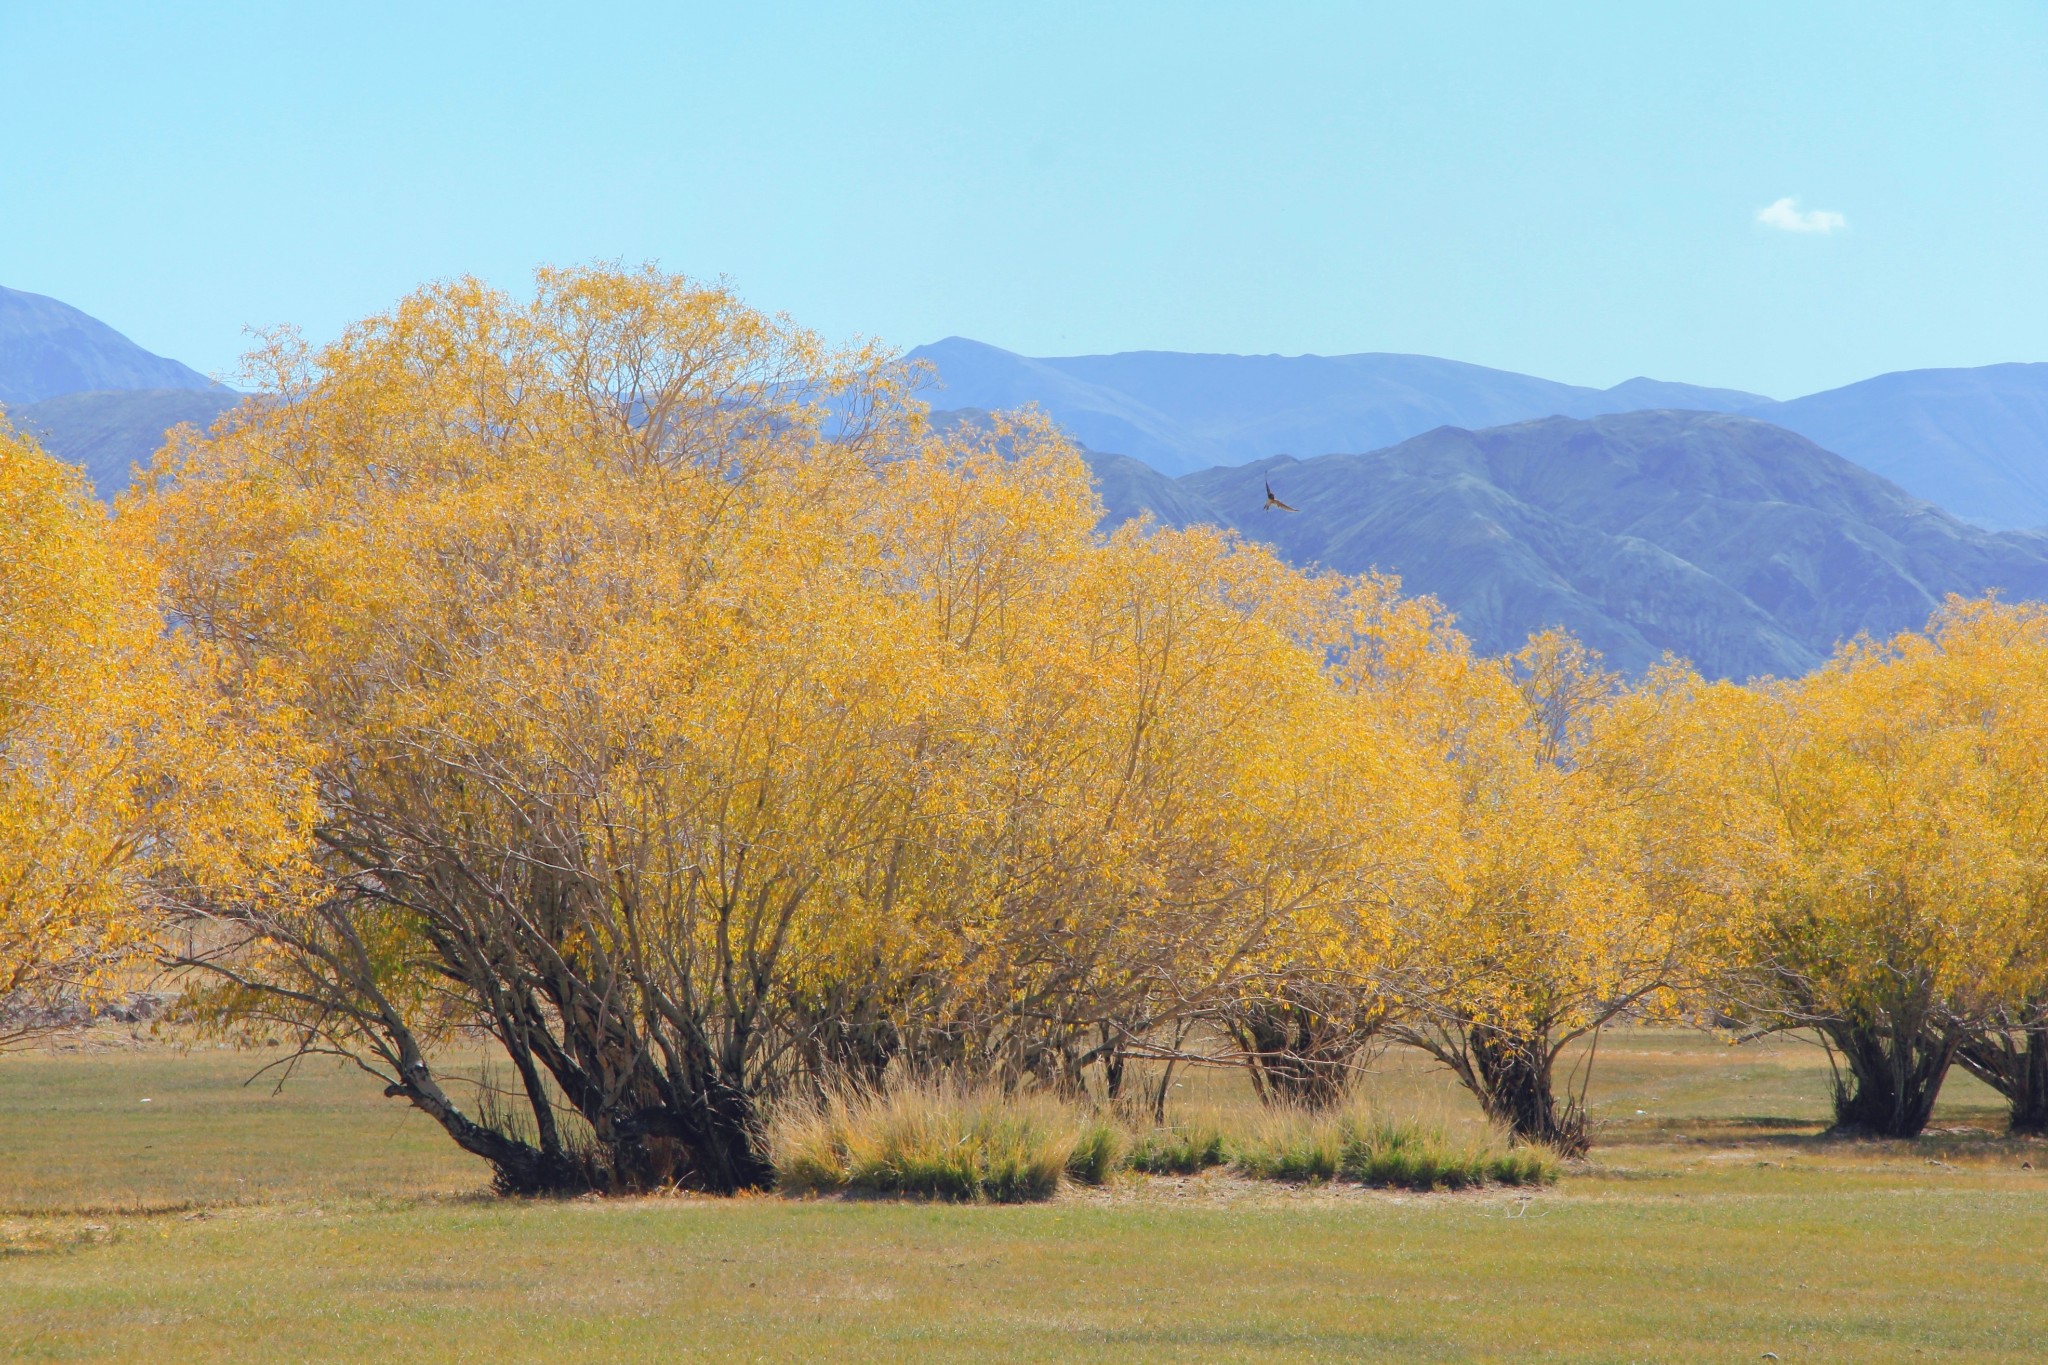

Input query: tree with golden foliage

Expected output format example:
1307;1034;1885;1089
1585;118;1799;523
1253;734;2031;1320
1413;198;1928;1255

0;420;197;1040
886;522;1415;1103
1946;604;2048;1133
1341;626;1748;1154
128;265;1412;1192
1940;601;2048;1133
1199;576;1455;1111
129;267;937;1191
1715;599;2048;1136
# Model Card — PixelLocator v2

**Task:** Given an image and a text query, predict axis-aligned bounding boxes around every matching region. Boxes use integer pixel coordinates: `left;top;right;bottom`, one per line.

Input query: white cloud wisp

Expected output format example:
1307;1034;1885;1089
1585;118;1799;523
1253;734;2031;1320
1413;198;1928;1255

1756;197;1847;234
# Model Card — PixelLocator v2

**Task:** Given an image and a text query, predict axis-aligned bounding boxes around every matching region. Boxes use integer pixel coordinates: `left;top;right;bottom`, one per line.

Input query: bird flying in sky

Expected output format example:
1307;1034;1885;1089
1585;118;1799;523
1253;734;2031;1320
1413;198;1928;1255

1263;479;1297;512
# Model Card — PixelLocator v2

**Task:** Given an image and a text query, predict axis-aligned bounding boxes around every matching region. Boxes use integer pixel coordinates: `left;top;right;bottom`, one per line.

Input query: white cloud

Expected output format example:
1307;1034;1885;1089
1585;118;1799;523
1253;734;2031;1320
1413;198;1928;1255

1756;197;1846;234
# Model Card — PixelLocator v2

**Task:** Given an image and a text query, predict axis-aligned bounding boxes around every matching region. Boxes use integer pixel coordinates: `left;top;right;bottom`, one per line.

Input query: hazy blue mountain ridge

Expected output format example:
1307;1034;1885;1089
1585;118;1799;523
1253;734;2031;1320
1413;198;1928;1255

7;287;2048;681
910;339;2048;531
1032;409;2048;679
907;337;1771;478
11;388;243;498
0;285;217;406
1741;363;2048;530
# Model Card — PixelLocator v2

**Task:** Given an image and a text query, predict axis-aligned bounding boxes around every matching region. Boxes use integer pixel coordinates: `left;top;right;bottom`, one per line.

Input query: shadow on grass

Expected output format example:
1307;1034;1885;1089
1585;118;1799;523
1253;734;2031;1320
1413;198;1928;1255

1594;1112;2048;1166
1591;1116;1823;1148
0;1198;202;1220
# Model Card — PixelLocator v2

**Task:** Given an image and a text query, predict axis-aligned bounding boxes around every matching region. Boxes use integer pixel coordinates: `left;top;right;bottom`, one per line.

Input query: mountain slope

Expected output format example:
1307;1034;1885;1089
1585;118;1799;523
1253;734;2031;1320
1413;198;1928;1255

0;285;217;405
913;340;2048;533
11;388;243;498
1083;410;2048;679
907;338;1769;477
1745;364;2048;531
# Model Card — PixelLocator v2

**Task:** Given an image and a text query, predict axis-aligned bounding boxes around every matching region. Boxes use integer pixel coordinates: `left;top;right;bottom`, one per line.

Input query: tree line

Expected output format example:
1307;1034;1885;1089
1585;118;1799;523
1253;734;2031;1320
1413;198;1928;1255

4;266;2044;1193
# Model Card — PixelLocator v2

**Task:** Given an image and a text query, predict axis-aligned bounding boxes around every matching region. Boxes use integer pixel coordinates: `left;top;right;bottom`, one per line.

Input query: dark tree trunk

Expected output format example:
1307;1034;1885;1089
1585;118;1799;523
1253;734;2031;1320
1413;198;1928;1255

1958;1018;2048;1136
1820;1015;1958;1138
1227;992;1377;1111
386;1064;605;1197
1468;1024;1588;1157
1147;1019;1193;1124
1099;1022;1128;1102
626;1072;775;1194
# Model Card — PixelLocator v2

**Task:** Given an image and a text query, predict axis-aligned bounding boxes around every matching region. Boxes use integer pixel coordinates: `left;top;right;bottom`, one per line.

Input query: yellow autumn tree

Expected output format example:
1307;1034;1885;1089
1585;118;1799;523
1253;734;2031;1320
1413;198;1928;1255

876;517;1416;1105
125;264;1417;1193
0;419;178;1039
1717;599;2048;1136
126;267;944;1192
1342;628;1747;1153
1945;601;2048;1132
1198;575;1459;1111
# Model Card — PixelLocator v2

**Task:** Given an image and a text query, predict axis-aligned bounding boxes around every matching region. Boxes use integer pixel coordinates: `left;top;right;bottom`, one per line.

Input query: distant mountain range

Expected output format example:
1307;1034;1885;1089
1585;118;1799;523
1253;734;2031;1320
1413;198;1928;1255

909;340;2048;531
1054;409;2048;679
1753;365;2048;533
7;285;2048;678
906;338;1767;478
10;387;242;497
0;285;238;497
1;285;218;406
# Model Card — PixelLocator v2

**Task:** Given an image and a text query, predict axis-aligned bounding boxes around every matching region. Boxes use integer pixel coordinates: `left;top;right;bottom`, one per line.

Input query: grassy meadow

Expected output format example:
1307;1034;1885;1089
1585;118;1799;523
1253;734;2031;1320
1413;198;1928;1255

3;1029;2045;1362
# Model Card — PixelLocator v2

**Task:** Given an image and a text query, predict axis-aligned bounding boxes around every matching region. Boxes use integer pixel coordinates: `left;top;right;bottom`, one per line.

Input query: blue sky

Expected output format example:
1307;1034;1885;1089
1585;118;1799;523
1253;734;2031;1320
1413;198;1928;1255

3;1;2044;397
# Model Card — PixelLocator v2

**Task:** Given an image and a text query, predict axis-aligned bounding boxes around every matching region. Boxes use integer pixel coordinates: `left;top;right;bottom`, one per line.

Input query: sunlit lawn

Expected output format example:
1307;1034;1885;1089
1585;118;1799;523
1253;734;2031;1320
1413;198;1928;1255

3;1028;2045;1362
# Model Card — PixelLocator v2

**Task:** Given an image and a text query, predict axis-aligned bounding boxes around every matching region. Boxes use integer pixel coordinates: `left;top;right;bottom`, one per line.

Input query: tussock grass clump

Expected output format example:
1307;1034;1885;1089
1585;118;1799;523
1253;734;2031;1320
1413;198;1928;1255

1231;1108;1560;1190
1231;1108;1347;1182
1339;1118;1552;1190
770;1083;1083;1203
1127;1122;1231;1175
1485;1146;1559;1187
1065;1120;1125;1185
771;1084;1558;1200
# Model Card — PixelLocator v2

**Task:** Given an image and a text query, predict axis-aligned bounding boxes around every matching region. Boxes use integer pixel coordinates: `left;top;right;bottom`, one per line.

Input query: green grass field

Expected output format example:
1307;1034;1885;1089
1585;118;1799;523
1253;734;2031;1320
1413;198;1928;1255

3;1029;2045;1362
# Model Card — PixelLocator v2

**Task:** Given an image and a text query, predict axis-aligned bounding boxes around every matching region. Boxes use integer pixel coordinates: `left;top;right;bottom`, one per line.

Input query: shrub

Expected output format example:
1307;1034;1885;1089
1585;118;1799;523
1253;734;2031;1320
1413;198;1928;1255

770;1083;1081;1203
1340;1119;1475;1190
771;1086;1558;1201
